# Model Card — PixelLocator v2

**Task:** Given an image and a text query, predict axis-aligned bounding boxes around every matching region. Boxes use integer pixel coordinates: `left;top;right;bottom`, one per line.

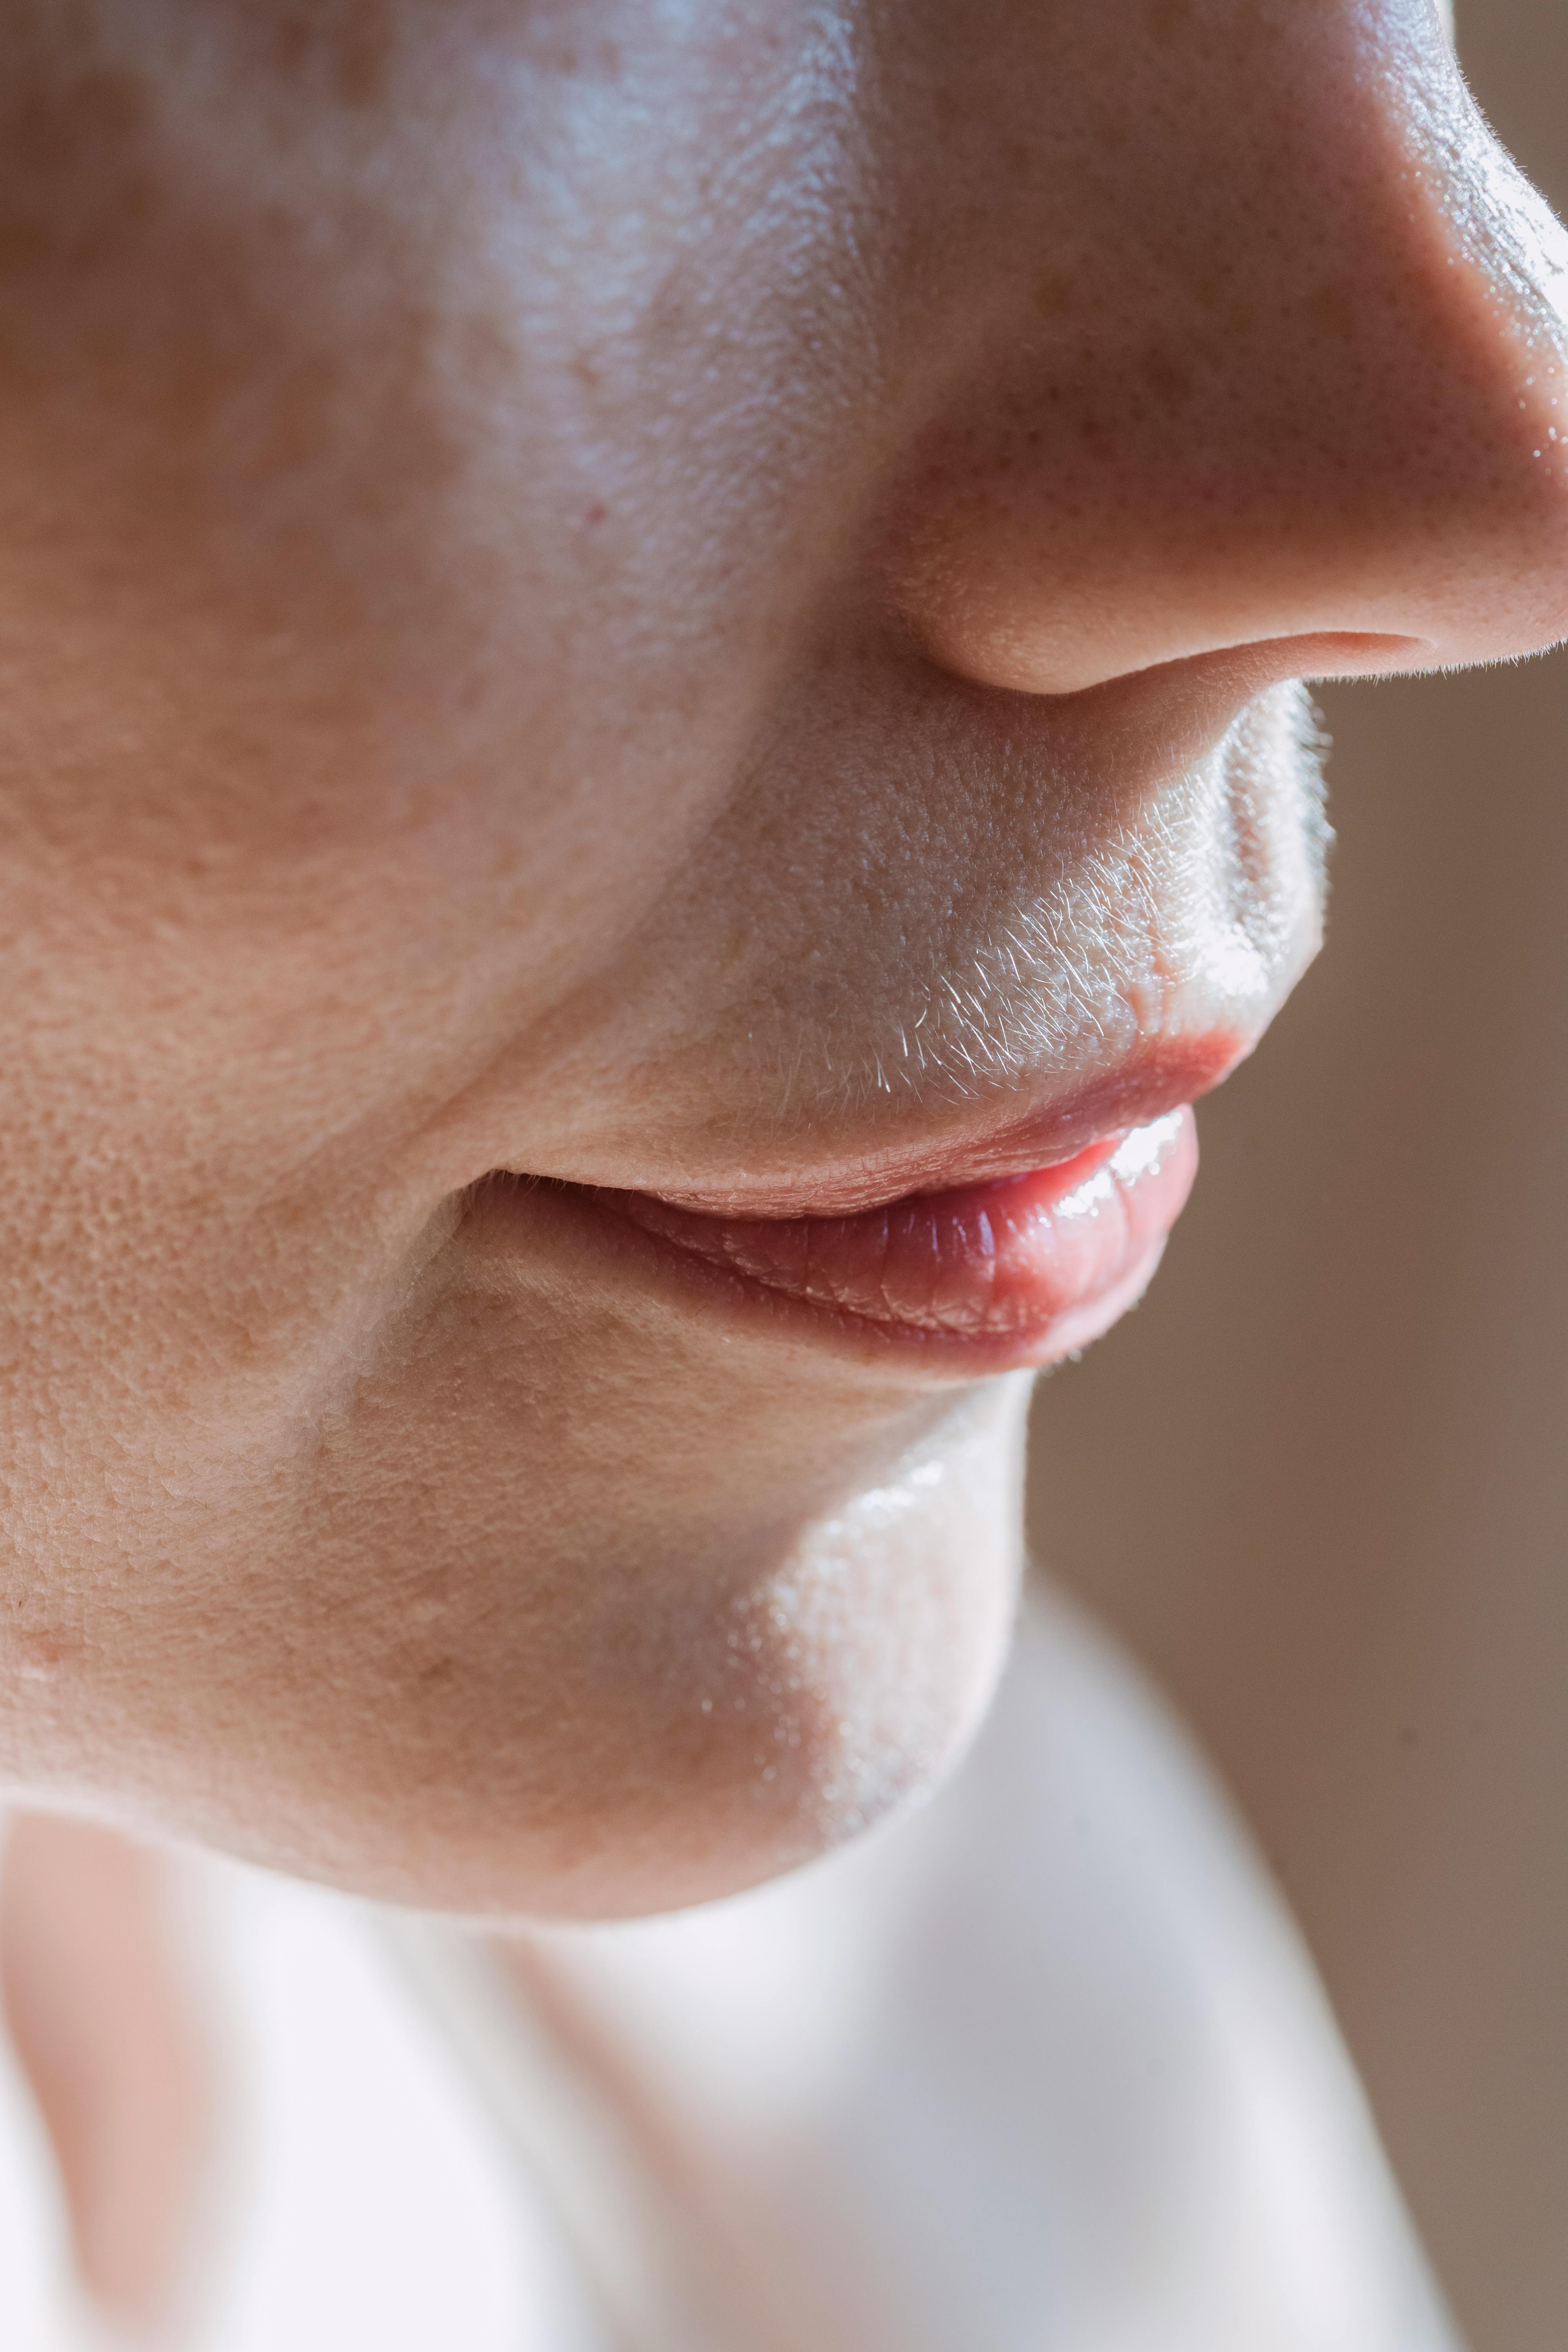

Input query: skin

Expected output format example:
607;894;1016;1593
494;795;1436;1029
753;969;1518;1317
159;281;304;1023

0;0;1563;1916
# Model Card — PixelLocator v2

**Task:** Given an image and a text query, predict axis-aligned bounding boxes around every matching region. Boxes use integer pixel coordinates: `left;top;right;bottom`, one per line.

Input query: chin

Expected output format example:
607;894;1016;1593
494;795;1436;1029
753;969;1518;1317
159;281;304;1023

179;1375;1034;1926
512;1378;1033;1923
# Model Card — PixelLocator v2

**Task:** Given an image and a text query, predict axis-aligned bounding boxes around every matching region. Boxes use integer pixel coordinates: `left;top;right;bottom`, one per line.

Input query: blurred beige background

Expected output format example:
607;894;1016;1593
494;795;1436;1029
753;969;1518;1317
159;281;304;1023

1029;8;1568;2349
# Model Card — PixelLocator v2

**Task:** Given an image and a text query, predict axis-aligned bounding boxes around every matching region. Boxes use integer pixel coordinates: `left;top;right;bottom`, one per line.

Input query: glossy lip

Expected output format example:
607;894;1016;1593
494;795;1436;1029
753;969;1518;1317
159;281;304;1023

579;1105;1200;1373
482;1034;1241;1374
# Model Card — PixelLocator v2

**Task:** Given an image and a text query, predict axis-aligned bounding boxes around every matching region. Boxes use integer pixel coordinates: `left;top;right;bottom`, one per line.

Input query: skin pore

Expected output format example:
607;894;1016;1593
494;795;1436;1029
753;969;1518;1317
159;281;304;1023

0;0;1564;1916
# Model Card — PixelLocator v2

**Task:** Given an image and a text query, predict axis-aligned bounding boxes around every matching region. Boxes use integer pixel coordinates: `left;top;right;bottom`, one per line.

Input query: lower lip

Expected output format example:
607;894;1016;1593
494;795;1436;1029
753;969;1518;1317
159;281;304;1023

610;1108;1198;1369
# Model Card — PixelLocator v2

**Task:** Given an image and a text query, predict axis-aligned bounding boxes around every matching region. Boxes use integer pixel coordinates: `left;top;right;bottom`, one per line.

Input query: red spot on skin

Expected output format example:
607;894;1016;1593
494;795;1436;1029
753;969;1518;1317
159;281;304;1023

584;501;607;526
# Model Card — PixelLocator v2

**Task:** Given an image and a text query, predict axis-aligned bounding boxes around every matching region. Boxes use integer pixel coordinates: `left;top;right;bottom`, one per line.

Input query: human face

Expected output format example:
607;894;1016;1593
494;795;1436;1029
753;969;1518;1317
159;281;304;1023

0;0;1563;1915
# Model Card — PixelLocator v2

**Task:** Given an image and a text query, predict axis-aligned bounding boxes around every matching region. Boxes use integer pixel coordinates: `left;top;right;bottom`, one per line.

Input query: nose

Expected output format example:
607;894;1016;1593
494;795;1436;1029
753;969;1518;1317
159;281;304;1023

882;0;1568;697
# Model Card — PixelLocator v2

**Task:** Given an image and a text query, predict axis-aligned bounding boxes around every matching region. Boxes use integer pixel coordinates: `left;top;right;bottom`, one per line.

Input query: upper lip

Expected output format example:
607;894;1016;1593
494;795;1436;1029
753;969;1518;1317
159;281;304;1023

633;1031;1247;1222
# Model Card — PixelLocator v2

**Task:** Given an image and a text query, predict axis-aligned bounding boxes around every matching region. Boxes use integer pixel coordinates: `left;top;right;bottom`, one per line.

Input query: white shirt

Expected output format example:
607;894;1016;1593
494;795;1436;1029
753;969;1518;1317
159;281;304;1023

0;1589;1463;2352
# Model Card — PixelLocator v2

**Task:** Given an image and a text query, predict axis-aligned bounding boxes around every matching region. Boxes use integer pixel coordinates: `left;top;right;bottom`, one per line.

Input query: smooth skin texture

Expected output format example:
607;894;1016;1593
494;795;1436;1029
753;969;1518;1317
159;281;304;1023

0;0;1564;1915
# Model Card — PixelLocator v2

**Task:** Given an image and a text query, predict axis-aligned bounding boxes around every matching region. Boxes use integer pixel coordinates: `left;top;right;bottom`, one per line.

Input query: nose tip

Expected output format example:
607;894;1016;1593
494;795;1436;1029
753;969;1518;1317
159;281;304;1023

884;18;1568;698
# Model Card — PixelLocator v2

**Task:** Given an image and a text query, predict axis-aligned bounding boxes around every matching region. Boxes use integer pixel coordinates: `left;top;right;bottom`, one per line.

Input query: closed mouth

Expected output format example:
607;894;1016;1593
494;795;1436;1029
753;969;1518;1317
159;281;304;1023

592;1106;1200;1369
